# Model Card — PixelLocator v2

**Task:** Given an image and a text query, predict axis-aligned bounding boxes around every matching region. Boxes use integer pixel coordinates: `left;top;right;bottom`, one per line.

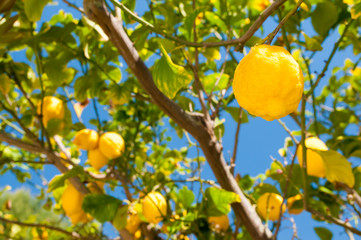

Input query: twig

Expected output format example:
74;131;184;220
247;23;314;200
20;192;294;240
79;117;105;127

0;114;25;135
273;150;299;239
230;108;242;175
307;208;361;236
264;0;304;45
300;95;309;209
92;98;102;132
6;159;53;164
305;20;354;98
110;0;287;48
0;216;83;239
277;119;299;145
62;0;86;14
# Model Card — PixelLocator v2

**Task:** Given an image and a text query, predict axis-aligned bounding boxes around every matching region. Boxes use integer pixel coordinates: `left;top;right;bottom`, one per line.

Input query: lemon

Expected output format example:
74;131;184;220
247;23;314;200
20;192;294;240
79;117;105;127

233;44;304;121
257;192;285;221
297;137;328;178
250;0;270;11
61;183;89;224
208;215;230;232
37;96;65;127
88;148;109;170
287;194;304;215
98;132;125;159
142;192;167;224
126;212;142;234
73;129;99;150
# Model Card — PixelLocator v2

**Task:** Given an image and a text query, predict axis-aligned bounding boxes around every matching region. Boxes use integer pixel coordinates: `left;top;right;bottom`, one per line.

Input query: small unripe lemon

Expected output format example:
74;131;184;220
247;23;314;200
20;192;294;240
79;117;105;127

142;192;167;224
61;183;89;224
98;132;125;159
287;194;304;215
126;212;142;234
37;96;65;127
233;45;304;121
73;129;99;150
297;137;328;178
208;215;230;231
88;148;109;170
257;192;285;221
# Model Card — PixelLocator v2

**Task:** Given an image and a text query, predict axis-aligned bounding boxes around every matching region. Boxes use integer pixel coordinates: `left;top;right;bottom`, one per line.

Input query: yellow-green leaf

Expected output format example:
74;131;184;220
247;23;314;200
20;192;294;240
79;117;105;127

351;3;361;19
153;44;192;99
317;150;355;188
24;0;49;22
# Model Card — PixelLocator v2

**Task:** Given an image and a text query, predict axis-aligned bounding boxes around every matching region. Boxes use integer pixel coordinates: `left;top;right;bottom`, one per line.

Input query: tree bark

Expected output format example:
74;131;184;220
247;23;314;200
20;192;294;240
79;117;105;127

83;1;273;239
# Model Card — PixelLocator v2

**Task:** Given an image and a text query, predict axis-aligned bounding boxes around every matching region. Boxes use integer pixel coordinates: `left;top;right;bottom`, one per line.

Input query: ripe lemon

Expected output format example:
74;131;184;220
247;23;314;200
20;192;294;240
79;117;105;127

287;194;303;215
37;96;65;127
208;215;230;231
88;148;109;170
61;183;89;224
126;212;142;234
297;137;328;178
73;129;99;150
98;132;125;159
250;0;270;11
233;45;304;121
257;192;285;221
142;192;167;224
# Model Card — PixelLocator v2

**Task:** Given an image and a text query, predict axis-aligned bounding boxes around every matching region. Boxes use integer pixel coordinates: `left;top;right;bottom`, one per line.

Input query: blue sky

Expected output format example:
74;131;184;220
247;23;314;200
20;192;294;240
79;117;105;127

0;1;359;239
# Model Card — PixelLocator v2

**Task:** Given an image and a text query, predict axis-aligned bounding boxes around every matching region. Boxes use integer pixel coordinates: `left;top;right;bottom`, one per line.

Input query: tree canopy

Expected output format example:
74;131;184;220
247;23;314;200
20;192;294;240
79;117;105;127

0;0;360;239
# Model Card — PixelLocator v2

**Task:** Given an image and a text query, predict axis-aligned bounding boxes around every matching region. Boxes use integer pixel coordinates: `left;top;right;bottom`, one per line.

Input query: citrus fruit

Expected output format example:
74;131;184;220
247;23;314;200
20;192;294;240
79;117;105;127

88;148;109;170
73;129;99;150
142;192;167;224
208;215;230;231
257;192;285;221
61;183;89;224
251;0;270;11
233;44;304;121
297;137;328;178
37;96;65;127
98;132;125;159
126;212;142;234
287;194;304;215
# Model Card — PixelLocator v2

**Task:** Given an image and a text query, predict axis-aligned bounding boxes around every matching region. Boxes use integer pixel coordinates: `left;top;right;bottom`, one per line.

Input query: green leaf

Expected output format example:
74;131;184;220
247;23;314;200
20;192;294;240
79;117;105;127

204;187;241;216
112;205;128;231
317;150;355;188
82;194;122;223
314;227;333;240
302;32;323;51
178;186;195;208
351;3;361;19
225;107;248;123
47;166;85;192
184;9;204;39
24;0;49;22
202;73;229;94
311;2;338;36
204;11;227;32
152;44;192;99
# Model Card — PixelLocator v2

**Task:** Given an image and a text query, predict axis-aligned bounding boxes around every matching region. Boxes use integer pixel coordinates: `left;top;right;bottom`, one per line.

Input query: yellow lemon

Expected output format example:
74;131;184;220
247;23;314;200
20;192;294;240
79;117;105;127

287;194;304;215
134;229;142;239
99;132;125;159
142;192;167;224
257;193;285;221
73;129;99;150
208;215;230;231
37;96;65;127
343;0;354;5
250;0;270;11
88;148;109;170
126;212;142;234
297;137;328;178
32;227;48;240
233;45;304;121
61;183;89;224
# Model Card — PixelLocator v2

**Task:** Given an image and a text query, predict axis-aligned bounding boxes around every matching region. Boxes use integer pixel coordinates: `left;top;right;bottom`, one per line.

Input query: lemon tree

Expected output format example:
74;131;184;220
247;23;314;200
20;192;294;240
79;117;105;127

0;0;360;240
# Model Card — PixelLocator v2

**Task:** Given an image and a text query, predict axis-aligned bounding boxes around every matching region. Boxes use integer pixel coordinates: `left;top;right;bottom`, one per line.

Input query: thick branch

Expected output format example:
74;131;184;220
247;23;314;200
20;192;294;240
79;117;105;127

83;1;272;239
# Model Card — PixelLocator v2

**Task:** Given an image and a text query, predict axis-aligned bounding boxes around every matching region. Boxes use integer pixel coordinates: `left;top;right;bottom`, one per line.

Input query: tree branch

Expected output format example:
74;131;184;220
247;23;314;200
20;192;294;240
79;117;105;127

110;0;287;48
83;1;273;239
0;216;84;239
